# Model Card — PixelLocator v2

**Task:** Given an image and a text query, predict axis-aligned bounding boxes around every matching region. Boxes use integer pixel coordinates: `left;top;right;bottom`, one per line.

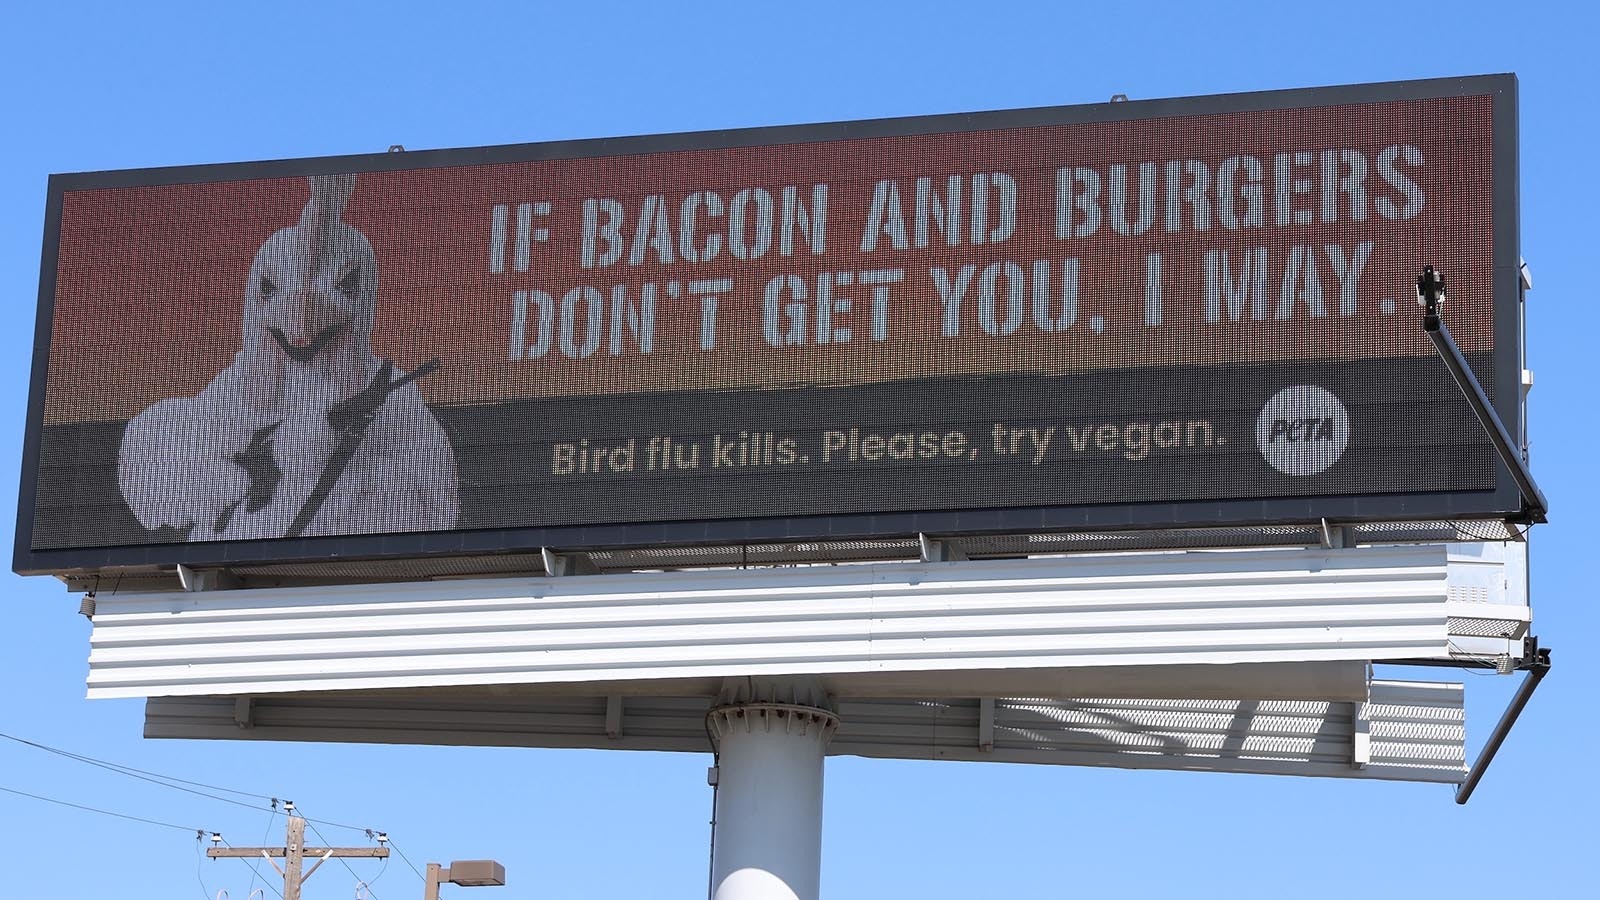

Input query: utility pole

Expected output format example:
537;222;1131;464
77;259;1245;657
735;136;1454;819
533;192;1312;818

208;811;388;900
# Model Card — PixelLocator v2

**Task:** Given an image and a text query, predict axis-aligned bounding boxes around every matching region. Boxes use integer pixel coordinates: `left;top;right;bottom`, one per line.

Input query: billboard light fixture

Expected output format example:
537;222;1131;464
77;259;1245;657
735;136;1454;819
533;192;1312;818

1417;265;1447;310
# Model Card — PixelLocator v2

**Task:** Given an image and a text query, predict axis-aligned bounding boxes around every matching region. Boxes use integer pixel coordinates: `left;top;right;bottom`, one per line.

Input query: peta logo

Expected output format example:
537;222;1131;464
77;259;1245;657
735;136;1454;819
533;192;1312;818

1255;385;1350;476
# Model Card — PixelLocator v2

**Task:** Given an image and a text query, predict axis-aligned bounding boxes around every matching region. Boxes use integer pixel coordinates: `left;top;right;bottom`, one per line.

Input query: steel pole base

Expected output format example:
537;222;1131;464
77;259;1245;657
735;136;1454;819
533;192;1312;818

707;678;839;900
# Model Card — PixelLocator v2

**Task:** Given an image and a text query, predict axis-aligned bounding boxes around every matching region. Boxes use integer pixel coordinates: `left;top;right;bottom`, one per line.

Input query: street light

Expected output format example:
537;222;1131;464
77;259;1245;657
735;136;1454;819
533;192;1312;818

423;860;506;900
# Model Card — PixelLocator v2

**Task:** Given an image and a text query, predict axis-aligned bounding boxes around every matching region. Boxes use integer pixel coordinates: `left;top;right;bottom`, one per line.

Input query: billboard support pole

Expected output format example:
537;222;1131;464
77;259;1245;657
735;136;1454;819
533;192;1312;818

706;678;838;900
1417;267;1548;522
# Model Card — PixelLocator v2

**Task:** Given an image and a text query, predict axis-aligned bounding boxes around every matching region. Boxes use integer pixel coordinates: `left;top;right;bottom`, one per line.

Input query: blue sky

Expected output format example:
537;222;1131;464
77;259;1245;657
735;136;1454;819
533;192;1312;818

2;2;1597;897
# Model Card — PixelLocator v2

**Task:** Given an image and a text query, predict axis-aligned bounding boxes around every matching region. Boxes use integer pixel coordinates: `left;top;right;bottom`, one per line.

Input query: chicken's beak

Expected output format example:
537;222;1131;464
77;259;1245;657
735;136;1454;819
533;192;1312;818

269;320;349;363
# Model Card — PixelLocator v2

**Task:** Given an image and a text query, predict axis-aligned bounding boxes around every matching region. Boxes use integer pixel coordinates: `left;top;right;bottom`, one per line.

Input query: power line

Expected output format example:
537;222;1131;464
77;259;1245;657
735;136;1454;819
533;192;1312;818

0;730;276;801
223;839;286;900
196;834;215;900
1;729;396;840
297;808;382;833
3;728;428;891
303;812;384;900
0;730;279;816
386;838;429;884
0;782;206;833
363;852;391;891
246;805;281;899
0;780;304;900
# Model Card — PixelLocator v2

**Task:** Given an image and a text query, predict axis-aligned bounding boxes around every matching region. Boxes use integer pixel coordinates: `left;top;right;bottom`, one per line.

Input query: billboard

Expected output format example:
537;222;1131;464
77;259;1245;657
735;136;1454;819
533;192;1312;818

16;74;1523;574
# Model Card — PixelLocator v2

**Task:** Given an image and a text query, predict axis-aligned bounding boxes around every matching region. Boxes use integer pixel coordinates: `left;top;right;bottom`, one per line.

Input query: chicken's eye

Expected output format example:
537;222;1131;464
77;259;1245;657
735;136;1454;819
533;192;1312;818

336;269;362;299
259;276;277;298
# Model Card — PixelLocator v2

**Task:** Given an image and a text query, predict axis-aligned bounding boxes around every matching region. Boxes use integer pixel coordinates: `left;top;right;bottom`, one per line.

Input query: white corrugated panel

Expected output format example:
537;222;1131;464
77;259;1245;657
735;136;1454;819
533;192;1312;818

834;681;1465;782
87;546;1449;699
1445;541;1533;649
141;680;1463;784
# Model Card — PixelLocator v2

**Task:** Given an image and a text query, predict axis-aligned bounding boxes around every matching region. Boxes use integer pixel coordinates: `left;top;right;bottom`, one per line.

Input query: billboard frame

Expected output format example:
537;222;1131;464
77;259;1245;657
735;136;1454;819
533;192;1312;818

14;73;1524;576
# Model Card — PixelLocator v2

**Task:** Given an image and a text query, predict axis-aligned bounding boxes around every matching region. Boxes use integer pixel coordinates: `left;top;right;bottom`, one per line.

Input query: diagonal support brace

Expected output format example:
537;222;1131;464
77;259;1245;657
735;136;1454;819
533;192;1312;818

1418;266;1547;522
1455;639;1552;804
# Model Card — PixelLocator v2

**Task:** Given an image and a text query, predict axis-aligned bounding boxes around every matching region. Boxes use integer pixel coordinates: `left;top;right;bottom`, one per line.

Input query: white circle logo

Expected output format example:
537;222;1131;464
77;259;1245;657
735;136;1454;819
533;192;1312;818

1255;385;1351;476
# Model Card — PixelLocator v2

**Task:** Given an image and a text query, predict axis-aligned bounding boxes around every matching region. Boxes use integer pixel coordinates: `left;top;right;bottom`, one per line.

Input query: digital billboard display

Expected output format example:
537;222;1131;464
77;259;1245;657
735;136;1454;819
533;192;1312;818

15;74;1523;574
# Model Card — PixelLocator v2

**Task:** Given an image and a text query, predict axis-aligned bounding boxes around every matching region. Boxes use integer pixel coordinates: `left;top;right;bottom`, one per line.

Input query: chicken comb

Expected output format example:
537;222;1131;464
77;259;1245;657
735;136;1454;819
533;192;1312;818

299;173;357;246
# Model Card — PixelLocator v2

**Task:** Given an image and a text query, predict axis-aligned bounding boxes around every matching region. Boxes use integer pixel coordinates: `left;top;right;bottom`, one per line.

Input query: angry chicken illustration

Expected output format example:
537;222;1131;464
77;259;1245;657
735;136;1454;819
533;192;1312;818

117;174;459;541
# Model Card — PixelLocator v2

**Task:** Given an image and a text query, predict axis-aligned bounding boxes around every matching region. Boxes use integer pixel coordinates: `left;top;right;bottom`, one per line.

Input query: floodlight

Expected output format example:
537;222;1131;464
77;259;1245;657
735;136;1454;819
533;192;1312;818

425;860;506;899
447;860;506;887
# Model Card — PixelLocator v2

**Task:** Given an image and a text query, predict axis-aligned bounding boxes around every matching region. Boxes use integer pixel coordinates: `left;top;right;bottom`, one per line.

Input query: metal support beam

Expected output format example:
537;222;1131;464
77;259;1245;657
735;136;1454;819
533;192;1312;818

1350;700;1371;770
1319;518;1355;549
918;533;968;563
977;698;995;753
605;695;623;739
1387;656;1503;670
1455;641;1551;804
541;547;599;577
176;564;240;592
1419;267;1547;522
